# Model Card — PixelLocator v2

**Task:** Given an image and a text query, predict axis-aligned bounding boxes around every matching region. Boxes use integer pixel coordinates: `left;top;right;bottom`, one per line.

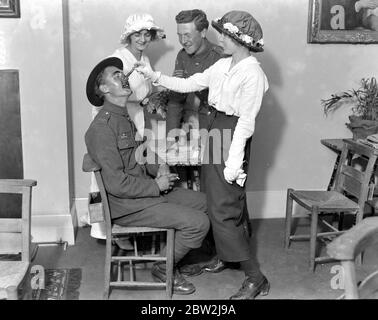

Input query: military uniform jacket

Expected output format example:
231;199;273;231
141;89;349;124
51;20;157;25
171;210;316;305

166;38;224;133
85;101;166;219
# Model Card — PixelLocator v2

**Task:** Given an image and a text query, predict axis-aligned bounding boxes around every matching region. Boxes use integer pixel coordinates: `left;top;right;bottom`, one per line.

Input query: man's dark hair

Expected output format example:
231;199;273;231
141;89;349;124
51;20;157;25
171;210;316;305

175;9;209;32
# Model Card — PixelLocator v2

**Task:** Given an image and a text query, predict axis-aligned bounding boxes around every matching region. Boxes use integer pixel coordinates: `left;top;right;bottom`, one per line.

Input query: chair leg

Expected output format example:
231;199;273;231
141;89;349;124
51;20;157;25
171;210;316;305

129;261;135;281
165;229;175;299
103;238;112;300
151;234;157;255
6;286;18;300
342;261;359;299
285;189;294;249
354;211;363;266
310;207;319;272
117;261;122;282
338;212;344;231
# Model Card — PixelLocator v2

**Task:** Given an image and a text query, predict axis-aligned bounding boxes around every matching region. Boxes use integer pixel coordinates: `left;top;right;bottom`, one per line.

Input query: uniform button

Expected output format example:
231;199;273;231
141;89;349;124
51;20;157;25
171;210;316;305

105;112;109;115
207;111;211;115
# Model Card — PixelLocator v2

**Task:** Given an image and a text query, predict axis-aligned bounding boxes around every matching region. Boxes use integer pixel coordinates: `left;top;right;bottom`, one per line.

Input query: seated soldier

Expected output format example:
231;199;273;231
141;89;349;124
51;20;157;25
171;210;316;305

84;57;210;295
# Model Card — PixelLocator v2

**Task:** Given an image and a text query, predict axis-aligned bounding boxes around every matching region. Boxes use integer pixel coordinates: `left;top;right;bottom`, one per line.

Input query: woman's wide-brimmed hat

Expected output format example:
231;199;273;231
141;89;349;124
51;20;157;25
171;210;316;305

120;13;166;45
211;10;264;52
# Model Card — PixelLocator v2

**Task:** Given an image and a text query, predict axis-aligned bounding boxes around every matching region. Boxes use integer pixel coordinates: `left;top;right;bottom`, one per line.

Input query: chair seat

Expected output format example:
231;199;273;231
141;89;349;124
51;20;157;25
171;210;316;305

0;261;29;288
291;190;359;211
112;224;168;235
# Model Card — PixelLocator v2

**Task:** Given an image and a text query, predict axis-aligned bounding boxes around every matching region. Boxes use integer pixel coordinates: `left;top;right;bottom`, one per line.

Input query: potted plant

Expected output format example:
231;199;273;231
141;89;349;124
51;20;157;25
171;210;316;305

322;77;378;140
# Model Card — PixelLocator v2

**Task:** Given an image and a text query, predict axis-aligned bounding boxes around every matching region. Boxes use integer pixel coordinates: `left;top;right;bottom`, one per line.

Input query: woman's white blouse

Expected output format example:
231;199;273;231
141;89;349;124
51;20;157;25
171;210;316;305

156;56;269;171
110;47;153;136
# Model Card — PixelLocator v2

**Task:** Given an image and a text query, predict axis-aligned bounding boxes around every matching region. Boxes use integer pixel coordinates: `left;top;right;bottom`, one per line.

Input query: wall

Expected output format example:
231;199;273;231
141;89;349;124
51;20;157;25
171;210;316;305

0;0;74;243
68;0;378;220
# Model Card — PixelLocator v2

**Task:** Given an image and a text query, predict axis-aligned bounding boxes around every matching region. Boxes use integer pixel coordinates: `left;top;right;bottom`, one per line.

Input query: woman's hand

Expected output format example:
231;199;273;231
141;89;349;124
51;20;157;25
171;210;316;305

135;62;161;82
223;167;247;187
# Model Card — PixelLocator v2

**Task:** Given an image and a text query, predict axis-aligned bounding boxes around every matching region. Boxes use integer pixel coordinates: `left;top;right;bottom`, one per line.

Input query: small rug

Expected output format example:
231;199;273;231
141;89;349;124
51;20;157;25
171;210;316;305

1;254;82;300
30;268;82;300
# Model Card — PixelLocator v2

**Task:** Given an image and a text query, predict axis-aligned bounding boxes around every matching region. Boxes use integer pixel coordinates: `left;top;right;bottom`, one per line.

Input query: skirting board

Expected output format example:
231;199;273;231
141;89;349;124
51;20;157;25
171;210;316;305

31;214;75;245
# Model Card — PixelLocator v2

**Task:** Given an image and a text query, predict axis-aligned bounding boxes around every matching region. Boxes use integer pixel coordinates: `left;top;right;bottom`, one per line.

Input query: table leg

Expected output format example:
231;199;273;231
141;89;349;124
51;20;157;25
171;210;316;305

327;154;341;191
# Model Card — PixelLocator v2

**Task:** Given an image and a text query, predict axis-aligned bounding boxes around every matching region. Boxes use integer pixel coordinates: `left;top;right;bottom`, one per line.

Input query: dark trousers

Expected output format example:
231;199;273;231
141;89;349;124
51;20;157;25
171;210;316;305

202;110;263;280
113;188;209;264
203;110;254;261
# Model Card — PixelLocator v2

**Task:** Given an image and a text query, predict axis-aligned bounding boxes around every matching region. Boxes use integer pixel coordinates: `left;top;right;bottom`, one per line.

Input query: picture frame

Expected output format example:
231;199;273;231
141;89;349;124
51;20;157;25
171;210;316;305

308;0;378;43
0;0;20;18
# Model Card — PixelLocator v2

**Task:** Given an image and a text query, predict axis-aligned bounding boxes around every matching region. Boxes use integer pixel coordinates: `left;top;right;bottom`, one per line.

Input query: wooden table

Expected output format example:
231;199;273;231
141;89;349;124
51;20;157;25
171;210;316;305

320;138;344;153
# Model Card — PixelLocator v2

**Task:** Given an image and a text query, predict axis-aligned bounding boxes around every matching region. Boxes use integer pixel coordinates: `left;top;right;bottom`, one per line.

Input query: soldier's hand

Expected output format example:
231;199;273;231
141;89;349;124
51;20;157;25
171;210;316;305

155;173;179;192
156;164;170;178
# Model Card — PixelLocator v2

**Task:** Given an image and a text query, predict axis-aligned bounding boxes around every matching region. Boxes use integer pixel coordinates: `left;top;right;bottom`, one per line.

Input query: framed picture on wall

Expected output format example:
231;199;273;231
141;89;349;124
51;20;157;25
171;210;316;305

0;0;20;18
308;0;378;43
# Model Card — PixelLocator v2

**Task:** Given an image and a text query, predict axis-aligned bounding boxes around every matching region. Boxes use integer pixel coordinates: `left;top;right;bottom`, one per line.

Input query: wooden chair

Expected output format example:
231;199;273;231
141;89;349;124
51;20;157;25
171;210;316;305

285;139;378;271
82;154;174;300
0;179;37;300
327;216;378;299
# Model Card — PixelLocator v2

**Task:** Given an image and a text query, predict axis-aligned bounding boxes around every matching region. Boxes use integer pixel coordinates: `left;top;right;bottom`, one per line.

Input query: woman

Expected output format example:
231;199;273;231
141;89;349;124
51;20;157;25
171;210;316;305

136;10;269;300
89;13;166;243
111;13;166;136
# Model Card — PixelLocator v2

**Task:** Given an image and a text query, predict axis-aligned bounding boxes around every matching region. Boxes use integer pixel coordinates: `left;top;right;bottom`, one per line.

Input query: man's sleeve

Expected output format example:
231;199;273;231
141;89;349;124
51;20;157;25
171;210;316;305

166;52;188;138
85;124;161;198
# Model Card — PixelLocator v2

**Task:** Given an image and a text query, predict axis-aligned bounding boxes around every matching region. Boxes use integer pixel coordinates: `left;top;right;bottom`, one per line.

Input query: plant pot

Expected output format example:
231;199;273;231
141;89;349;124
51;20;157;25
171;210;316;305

346;116;378;140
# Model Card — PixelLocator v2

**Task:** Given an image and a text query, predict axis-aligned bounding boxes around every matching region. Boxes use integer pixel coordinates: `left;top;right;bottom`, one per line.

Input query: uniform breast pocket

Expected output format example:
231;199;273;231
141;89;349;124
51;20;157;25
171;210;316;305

117;133;137;169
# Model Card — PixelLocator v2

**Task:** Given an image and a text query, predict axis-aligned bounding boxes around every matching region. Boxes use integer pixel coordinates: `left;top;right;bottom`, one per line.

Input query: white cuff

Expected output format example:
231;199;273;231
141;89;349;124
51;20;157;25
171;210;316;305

151;71;162;85
355;1;361;12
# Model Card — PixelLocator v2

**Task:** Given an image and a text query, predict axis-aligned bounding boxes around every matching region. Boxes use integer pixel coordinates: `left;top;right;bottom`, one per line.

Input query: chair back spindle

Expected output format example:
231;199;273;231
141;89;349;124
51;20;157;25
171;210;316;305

334;140;378;223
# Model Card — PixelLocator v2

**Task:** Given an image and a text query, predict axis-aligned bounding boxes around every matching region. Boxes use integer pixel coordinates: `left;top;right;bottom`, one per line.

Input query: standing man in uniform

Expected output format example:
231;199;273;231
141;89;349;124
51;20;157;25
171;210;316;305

85;56;210;295
165;9;225;275
166;9;225;147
